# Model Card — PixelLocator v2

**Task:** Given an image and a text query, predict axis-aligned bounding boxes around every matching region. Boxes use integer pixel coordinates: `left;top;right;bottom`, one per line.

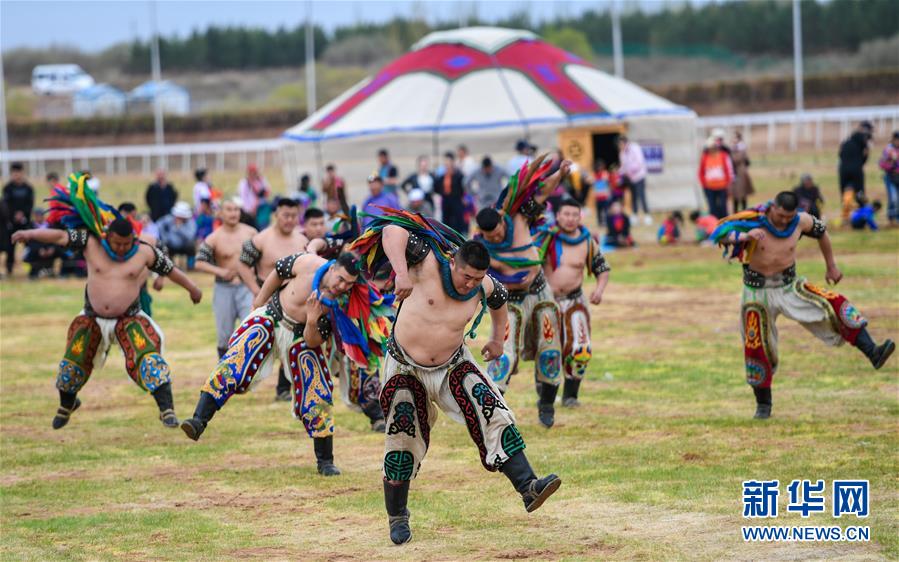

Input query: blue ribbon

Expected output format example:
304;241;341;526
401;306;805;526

101;238;140;262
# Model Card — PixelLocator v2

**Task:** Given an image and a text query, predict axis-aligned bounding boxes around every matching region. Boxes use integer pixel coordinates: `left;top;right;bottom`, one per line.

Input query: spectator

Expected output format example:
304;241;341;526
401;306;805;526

303;207;328;240
592;160;612;227
618;135;651;224
850;197;881;231
730;131;754;212
838;120;873;221
698;137;734;219
878;131;899;226
139;213;159;240
157;201;198;269
3;162;35;275
407;188;434;217
24;208;61;279
505;139;532;176
45;171;64;195
324;197;342;230
377;149;400;194
437;151;467;235
293;174;318;212
401;156;436;205
321;163;345;201
238;163;271;228
362;175;400;227
466;156;507;210
0;201;9;277
146;169;178;222
193;168;214;209
116;202;143;236
457;144;479;180
604;201;634;247
689;210;719;243
657;211;683;245
195;198;215;241
793;174;825;219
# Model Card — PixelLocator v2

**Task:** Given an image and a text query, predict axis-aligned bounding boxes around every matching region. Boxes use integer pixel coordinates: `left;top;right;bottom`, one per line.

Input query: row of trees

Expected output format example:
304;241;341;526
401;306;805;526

118;0;896;73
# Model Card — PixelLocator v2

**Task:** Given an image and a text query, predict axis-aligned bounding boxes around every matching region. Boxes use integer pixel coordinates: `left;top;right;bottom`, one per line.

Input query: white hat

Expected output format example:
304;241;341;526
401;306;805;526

711;128;726;139
408;188;425;203
172;201;193;219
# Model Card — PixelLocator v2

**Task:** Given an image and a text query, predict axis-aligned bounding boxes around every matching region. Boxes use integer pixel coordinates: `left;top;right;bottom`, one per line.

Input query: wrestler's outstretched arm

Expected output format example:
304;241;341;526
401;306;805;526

383;225;412;300
165;266;202;304
801;213;842;285
591;269;610;305
534;159;572;205
480;275;507;361
11;228;69;246
307;238;327;255
253;269;281;309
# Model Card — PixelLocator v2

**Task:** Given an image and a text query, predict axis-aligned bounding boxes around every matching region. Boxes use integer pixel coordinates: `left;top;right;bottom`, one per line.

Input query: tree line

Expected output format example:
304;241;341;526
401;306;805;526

117;0;898;73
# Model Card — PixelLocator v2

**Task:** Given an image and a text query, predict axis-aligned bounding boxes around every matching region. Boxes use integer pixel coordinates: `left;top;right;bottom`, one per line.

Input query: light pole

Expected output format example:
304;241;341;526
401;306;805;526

150;1;165;151
792;0;804;114
611;0;624;78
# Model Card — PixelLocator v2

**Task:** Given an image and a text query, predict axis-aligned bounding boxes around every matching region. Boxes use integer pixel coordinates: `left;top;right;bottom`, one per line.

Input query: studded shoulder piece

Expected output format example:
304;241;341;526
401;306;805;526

806;216;826;239
519;197;547;224
148;244;175;275
197;242;215;264
275;252;304;280
485;275;509;310
240;239;262;267
66;229;89;251
591;253;611;276
405;232;431;266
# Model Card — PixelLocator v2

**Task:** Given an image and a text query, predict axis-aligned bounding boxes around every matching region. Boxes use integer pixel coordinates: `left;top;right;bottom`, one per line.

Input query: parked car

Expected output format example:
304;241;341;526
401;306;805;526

31;64;95;96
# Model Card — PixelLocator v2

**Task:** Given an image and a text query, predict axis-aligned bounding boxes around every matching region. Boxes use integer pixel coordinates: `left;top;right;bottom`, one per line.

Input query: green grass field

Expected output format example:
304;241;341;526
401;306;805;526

1;151;897;560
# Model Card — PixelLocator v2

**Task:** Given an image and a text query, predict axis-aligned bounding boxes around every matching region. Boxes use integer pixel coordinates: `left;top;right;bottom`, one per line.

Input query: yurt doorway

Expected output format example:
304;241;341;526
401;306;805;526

558;124;627;174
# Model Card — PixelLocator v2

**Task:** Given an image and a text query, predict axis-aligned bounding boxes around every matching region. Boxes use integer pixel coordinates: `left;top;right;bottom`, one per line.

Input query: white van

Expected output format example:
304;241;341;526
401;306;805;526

31;64;95;95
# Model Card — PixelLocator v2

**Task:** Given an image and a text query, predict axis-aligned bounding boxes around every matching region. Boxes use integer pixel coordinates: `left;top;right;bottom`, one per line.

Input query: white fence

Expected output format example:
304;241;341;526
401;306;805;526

696;105;899;152
1;105;897;182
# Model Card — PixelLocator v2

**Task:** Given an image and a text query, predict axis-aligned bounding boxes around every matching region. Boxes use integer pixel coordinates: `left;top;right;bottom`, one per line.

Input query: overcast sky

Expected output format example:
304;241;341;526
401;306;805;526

1;0;682;53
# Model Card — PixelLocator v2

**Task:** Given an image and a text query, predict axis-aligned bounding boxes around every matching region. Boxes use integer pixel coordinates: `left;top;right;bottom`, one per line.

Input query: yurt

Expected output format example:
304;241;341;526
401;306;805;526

284;26;699;209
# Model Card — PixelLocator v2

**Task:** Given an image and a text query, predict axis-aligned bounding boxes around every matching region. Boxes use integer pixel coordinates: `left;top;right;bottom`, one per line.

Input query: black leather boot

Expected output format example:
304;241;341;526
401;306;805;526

384;479;412;545
180;392;218;441
52;390;81;429
216;346;227;359
753;387;772;419
562;378;581;408
275;365;292;401
500;451;562;513
538;383;558;428
314;436;341;476
362;401;386;432
855;328;895;369
152;383;178;428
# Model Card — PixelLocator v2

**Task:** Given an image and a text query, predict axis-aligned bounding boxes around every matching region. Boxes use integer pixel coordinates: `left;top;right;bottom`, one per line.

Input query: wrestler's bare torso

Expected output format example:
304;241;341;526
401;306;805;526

252;227;309;280
394;252;491;366
489;213;540;291
83;237;157;317
544;235;588;297
204;223;257;283
747;213;813;276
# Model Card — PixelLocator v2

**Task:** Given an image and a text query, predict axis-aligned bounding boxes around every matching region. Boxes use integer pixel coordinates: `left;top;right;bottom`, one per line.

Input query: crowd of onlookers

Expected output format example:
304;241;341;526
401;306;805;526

2;124;897;278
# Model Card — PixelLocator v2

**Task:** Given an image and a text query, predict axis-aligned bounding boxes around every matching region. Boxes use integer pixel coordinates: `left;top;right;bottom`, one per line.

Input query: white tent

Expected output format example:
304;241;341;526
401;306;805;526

285;27;699;209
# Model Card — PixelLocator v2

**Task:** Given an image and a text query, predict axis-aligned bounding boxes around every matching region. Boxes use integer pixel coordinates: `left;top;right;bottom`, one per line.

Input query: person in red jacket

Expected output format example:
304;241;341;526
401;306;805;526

698;138;734;219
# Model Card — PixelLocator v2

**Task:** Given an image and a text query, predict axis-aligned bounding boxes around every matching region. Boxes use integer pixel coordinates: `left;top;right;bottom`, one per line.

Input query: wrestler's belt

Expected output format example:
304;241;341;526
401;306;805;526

562;287;583;300
742;263;796;289
508;271;547;303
